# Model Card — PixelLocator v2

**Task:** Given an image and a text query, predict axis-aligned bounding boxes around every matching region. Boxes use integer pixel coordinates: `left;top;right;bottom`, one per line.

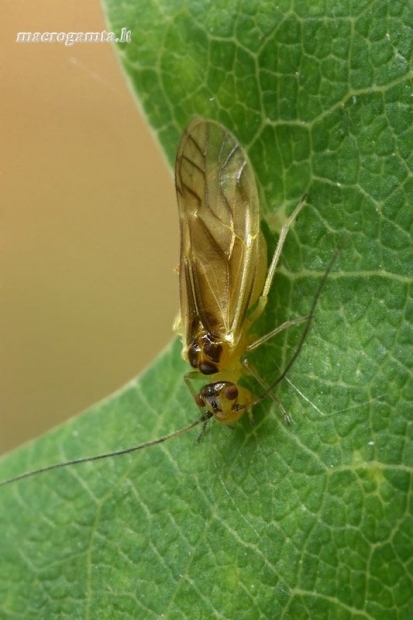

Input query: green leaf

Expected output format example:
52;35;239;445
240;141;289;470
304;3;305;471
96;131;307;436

1;1;413;618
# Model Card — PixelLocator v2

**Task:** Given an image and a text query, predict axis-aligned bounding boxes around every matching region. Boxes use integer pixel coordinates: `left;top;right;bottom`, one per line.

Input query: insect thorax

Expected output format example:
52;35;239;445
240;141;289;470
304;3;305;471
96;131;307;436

187;330;246;376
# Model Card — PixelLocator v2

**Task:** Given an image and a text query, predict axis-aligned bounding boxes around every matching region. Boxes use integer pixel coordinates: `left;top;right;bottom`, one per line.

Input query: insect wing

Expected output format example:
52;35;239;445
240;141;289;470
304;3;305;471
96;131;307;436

175;118;266;353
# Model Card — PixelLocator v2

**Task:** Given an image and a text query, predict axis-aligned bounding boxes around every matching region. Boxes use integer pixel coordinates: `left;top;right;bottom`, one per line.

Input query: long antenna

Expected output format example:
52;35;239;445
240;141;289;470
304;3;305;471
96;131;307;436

252;240;344;404
1;243;344;488
0;415;209;487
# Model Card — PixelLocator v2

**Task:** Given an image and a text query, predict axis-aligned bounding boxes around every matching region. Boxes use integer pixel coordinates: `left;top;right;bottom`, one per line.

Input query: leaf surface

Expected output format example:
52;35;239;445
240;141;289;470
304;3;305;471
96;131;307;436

1;2;413;618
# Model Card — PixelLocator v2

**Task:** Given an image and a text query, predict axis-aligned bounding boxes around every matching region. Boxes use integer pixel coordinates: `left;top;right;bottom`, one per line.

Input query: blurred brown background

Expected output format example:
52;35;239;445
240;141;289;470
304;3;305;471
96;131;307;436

1;1;178;453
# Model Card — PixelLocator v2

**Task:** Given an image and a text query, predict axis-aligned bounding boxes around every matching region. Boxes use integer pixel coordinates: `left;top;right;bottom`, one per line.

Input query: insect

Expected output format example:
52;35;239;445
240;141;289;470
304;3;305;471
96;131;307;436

0;118;338;486
174;118;307;427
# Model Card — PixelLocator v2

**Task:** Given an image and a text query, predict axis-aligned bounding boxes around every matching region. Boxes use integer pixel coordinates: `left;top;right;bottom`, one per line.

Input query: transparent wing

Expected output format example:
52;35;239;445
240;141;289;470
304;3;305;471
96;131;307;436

175;118;266;352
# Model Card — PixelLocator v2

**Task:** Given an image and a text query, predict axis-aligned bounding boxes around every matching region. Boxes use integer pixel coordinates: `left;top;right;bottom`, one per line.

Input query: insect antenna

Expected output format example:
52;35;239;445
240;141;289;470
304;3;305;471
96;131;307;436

0;413;212;487
0;242;344;488
251;240;345;406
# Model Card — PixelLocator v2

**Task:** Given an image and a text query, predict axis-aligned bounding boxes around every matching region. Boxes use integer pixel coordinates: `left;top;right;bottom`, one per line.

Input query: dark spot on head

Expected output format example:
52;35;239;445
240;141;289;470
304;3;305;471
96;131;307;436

232;404;245;412
202;384;216;397
225;385;238;401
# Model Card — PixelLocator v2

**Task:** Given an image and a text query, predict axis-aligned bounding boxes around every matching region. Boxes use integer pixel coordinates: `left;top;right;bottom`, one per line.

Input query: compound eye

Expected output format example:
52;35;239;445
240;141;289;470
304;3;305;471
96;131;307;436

225;384;238;401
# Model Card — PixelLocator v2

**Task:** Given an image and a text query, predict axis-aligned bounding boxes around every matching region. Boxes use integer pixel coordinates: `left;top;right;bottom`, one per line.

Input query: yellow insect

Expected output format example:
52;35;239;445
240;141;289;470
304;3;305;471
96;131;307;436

174;118;306;427
0;118;336;486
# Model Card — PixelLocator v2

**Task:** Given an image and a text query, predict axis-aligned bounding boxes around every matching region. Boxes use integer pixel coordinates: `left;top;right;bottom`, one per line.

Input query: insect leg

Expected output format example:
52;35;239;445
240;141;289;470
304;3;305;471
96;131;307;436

242;358;292;424
246;315;309;352
183;371;212;440
184;371;205;411
196;420;210;442
249;195;307;328
262;195;307;299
